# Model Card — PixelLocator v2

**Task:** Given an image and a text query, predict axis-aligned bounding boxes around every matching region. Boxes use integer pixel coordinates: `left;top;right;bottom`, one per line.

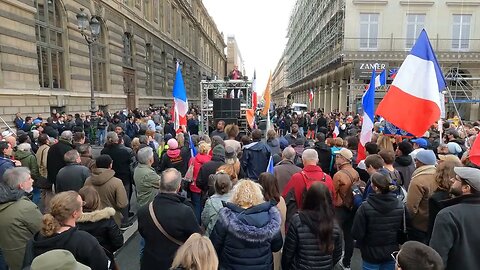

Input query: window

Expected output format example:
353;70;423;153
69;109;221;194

452;14;471;50
153;0;159;23
145;44;154;95
165;1;171;34
34;0;64;89
406;14;425;49
144;0;152;21
359;13;379;49
92;20;106;92
123;33;134;67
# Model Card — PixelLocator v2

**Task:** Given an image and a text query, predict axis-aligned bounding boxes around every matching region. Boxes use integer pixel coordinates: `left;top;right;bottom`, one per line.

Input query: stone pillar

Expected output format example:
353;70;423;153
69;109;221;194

324;84;332;113
339;80;348;113
320;86;326;112
331;82;339;112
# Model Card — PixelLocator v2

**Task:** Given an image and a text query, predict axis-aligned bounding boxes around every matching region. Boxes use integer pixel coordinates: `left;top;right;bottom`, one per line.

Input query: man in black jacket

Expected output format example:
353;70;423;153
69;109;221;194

312;132;331;174
138;168;201;270
197;145;225;196
430;167;480;270
55;150;90;192
46;131;73;186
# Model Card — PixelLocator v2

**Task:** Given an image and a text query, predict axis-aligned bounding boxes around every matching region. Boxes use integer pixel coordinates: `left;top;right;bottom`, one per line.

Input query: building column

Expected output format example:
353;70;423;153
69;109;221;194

319;86;326;112
339;80;348;113
324;84;332;113
331;82;339;112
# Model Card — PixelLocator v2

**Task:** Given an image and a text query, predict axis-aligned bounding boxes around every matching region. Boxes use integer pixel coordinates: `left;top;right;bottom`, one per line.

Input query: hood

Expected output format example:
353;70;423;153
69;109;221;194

218;201;280;243
367;193;401;214
32;227;78;252
0;183;24;210
77;207;115;223
314;141;330;151
89;168;116;186
14;149;33;161
244;141;270;152
395;155;413;166
412;165;436;178
167;149;181;159
267;138;279;148
195;154;211;164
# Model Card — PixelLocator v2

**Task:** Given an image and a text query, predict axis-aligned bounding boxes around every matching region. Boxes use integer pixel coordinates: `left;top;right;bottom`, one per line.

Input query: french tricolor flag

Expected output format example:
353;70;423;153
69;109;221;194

172;64;188;130
357;70;386;163
332;121;340;138
376;30;446;137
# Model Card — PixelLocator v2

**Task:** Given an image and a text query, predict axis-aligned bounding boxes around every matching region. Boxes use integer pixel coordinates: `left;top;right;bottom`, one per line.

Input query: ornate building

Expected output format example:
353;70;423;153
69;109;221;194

275;0;480;120
0;0;226;120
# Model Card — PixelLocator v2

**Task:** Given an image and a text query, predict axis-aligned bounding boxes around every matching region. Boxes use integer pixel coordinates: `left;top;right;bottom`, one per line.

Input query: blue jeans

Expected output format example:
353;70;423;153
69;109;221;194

97;129;106;146
0;248;7;270
32;187;41;205
362;260;395;270
191;192;202;225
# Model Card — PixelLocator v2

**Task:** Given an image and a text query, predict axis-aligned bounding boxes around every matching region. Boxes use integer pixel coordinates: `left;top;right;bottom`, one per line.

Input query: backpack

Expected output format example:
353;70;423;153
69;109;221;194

285;171;326;226
384;168;408;203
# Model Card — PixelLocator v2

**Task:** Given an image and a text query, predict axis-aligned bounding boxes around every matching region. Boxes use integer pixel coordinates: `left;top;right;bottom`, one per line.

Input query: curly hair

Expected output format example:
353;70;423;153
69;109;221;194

435;160;462;190
229;179;264;209
41;191;81;237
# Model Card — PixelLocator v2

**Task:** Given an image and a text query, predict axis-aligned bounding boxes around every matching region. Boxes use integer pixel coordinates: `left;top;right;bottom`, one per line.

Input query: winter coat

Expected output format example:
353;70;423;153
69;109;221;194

46;139;73;185
125;121;139;139
0;156;15;182
13;149;41;182
241;141;271;180
77;207;124;253
0;183;42;270
273;160;302;193
429;194;480;270
267;138;281;156
101;144;132;186
138;193;201;270
224;139;242;155
312;142;332;174
352;193;404;264
197;156;225;194
201;193;231;236
332;165;361;209
427;189;450;241
84;168;128;225
35;144;49;178
284;133;307;147
55;163;90;193
159;148;190;177
393;155;416;190
133;164;160;207
28;227;109;270
210;201;283;270
406;165;438;232
190;154;211;194
282;213;342;270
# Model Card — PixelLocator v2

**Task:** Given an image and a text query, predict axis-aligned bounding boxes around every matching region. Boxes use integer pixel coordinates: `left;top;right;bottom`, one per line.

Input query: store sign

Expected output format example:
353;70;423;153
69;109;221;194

355;62;389;79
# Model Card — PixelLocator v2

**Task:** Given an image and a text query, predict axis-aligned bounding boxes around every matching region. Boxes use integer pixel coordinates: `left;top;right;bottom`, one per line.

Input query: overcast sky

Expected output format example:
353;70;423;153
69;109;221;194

202;0;295;95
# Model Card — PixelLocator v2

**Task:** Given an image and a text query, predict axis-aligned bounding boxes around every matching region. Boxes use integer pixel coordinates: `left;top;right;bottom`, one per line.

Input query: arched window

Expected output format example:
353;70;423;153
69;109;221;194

34;0;65;89
123;33;133;67
92;20;107;92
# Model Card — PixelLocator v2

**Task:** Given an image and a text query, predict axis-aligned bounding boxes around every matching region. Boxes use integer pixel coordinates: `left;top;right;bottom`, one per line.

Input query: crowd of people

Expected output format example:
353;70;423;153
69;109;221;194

0;106;479;270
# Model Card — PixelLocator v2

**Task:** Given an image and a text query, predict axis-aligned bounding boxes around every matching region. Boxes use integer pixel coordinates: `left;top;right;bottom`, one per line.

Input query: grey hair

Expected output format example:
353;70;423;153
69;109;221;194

302;149;318;162
137;147;154;165
17;143;32;152
60;130;73;142
3;167;30;189
77;144;91;155
106;132;119;144
64;149;80;163
139;135;148;145
282;146;296;161
160;168;182;193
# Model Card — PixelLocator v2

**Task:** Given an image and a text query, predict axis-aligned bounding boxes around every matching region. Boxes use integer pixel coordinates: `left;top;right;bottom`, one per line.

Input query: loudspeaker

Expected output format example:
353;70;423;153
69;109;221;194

213;99;241;119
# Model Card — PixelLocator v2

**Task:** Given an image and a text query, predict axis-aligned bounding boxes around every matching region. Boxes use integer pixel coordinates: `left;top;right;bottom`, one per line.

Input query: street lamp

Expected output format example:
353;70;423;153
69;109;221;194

76;8;101;118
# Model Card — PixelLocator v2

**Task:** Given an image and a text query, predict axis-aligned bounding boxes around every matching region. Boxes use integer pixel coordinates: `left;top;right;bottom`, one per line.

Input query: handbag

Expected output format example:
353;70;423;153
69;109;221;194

148;202;184;246
397;205;409;244
184;158;195;181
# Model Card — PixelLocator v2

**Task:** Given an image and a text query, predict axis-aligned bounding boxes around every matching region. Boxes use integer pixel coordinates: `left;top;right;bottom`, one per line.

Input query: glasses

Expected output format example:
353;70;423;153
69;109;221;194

391;251;400;267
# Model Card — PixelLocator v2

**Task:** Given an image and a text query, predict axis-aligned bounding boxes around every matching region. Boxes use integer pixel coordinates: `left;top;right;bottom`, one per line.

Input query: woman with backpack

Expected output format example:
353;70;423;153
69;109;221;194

352;172;404;270
282;182;342;270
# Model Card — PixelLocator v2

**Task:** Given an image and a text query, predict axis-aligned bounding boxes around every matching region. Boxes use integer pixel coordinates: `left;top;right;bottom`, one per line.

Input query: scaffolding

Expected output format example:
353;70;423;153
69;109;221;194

199;80;253;135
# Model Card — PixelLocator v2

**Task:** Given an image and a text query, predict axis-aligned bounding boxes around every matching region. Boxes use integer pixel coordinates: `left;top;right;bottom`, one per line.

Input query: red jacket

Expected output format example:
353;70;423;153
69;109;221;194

190;153;212;193
282;165;335;210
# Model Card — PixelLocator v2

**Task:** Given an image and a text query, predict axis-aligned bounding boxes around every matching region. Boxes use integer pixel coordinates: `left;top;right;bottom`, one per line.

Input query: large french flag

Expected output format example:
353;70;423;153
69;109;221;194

357;70;386;163
172;65;188;129
376;30;446;137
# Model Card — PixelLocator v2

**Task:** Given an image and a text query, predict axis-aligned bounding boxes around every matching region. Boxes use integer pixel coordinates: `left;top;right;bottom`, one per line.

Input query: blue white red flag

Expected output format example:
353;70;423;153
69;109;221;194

376;30;446;137
188;132;197;158
172;64;188;130
266;155;274;174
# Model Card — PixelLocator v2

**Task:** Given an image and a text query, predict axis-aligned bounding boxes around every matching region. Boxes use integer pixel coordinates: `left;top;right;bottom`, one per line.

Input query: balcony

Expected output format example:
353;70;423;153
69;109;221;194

343;37;480;62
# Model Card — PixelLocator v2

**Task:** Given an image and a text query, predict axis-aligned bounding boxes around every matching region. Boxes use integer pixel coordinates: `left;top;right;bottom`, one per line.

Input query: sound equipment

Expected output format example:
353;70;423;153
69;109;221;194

213;98;241;119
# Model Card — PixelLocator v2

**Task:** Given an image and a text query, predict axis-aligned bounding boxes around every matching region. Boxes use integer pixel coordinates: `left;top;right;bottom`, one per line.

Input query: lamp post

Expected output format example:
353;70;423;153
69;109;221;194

76;8;101;118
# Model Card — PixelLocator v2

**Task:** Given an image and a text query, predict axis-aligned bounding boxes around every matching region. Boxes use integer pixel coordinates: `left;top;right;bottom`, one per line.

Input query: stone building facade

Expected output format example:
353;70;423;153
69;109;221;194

274;0;480;121
226;35;245;76
0;0;226;123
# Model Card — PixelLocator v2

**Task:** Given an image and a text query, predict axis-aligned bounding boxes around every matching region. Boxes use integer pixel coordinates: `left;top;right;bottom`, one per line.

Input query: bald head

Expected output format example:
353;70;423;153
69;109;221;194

160;168;182;193
302;149;318;166
282;146;296;162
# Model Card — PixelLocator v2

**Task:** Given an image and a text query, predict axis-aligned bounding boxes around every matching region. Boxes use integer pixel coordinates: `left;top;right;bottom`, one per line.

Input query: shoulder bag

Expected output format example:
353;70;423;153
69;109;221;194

148;202;184;246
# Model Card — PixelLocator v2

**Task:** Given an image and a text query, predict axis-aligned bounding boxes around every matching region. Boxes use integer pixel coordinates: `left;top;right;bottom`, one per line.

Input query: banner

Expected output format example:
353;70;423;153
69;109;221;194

383;121;414;137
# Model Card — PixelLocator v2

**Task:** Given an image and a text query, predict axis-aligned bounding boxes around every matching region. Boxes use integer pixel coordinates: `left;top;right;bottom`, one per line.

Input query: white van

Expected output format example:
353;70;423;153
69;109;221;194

291;103;308;115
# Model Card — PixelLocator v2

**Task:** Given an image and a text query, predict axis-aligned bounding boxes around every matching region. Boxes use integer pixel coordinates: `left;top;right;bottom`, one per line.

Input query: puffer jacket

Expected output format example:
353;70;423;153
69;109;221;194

210;201;283;270
282;213;342;270
77;207;124;253
352;193;404;264
190;153;211;194
201;193;231;236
